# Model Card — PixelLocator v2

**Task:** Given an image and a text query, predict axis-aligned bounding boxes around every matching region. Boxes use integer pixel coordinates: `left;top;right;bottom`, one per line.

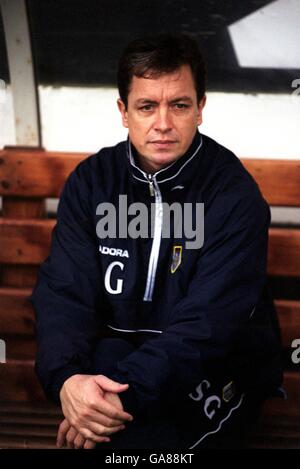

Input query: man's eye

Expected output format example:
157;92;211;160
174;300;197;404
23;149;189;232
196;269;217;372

140;105;154;111
173;103;189;109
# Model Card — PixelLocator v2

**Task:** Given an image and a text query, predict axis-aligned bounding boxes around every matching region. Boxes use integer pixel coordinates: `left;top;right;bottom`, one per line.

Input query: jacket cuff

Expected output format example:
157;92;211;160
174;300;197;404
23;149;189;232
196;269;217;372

50;365;84;405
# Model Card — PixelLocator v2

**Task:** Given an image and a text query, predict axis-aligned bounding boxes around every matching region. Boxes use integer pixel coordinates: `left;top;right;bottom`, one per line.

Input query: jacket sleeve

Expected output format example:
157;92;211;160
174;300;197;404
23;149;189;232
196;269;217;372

110;184;279;417
31;160;104;404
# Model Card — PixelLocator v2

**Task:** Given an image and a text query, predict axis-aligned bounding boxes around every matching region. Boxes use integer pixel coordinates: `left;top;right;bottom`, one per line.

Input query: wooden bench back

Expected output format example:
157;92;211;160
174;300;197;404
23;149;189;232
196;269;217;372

0;148;300;404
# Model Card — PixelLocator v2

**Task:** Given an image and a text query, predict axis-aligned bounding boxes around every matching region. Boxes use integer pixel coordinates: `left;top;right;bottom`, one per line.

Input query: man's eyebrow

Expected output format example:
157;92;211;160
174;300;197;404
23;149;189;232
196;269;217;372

169;96;193;104
135;99;158;105
135;96;194;105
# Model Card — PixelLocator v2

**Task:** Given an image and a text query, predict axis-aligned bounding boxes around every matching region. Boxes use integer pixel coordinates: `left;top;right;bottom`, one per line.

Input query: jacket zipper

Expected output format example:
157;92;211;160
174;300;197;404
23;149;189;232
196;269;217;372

143;174;163;301
148;174;155;197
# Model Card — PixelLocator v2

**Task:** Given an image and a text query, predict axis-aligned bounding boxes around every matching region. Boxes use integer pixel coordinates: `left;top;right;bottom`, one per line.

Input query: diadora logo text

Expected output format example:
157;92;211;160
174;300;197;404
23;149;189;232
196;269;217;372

99;245;129;258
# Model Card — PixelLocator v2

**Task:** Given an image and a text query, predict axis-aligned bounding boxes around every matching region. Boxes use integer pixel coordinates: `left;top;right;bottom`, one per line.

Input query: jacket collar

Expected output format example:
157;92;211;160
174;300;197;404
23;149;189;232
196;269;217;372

127;130;203;186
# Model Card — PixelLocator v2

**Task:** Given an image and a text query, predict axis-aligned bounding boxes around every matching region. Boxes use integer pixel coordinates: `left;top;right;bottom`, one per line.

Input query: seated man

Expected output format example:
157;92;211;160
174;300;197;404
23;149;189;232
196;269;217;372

31;34;282;450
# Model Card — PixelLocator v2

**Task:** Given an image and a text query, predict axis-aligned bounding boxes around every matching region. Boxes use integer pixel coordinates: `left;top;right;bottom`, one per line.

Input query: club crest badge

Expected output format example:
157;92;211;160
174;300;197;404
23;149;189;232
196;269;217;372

171;245;182;274
222;381;235;402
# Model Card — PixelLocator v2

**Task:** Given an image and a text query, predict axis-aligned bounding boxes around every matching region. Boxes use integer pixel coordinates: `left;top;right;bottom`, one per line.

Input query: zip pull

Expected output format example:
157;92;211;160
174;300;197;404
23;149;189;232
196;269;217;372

147;174;155;197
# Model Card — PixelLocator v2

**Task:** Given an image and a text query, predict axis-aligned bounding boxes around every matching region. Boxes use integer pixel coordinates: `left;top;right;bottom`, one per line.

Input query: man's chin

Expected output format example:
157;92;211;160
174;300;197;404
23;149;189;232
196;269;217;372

151;150;182;166
136;147;183;172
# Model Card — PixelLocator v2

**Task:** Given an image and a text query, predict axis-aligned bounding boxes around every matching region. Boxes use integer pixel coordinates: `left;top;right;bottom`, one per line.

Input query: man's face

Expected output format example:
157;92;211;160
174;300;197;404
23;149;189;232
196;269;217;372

118;64;206;173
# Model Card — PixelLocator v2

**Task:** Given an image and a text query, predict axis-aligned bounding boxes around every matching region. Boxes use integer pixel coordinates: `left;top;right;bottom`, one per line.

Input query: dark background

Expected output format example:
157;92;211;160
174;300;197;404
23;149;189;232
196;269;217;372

0;0;298;93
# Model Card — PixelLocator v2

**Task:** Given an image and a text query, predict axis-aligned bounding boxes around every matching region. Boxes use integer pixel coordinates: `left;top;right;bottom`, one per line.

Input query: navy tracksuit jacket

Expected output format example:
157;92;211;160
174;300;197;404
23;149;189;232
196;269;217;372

31;131;282;448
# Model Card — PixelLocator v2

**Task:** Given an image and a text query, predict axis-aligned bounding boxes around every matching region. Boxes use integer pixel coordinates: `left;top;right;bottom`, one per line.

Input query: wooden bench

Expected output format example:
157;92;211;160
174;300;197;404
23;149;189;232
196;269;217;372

0;148;300;449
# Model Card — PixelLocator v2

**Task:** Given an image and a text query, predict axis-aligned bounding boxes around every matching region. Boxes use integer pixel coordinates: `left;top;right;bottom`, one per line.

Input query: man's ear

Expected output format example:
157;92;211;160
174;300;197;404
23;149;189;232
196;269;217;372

117;99;129;128
197;95;206;126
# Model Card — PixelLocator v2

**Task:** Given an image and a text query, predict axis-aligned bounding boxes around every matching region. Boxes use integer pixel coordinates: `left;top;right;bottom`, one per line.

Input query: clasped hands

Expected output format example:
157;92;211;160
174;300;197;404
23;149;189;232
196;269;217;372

57;374;133;449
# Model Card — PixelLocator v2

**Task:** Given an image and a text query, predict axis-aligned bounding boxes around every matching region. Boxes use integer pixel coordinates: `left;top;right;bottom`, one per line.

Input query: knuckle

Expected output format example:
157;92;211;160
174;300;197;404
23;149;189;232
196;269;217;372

89;399;97;408
108;408;117;419
81;429;92;440
73;420;80;430
96;425;105;435
69;416;77;427
81;409;90;419
94;426;105;437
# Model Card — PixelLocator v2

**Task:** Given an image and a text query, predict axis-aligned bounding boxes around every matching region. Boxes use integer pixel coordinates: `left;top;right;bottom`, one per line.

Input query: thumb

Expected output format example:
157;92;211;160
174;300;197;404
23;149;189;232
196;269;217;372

94;374;129;393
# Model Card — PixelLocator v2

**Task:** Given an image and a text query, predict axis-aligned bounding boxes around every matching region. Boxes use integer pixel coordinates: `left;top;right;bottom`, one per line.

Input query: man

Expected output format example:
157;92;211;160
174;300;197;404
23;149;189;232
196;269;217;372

31;34;282;449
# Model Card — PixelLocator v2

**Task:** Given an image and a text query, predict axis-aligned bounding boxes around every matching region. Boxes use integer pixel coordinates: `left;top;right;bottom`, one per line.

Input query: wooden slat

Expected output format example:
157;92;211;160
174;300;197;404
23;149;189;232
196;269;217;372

0;435;58;449
1;413;60;426
1;358;299;420
2;197;46;219
0;219;55;264
0;366;299;449
0;360;45;402
1;220;300;276
248;415;300;448
0;149;87;197
1;265;39;287
276;300;300;349
268;228;300;277
3;336;37;360
0;288;33;335
0;150;299;204
241;159;300;207
0;400;62;449
1;423;57;438
1;287;299;349
0;401;60;416
263;371;300;418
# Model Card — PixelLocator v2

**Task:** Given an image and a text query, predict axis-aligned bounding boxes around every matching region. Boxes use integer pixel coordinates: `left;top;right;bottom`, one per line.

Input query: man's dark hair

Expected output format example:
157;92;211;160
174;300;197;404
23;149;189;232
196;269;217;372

117;34;206;108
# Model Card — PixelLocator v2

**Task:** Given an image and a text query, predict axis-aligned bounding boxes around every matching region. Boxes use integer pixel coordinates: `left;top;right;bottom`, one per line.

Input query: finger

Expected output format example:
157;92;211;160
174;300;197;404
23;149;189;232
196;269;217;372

57;419;71;448
73;430;109;449
94;375;129;393
90;396;133;422
66;426;78;449
90;423;125;436
79;423;125;441
69;405;126;429
85;408;124;428
84;439;104;449
73;433;85;449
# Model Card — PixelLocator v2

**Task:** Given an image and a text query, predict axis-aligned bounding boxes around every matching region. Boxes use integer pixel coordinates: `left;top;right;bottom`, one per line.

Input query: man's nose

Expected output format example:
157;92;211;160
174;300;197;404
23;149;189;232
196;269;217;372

153;108;172;133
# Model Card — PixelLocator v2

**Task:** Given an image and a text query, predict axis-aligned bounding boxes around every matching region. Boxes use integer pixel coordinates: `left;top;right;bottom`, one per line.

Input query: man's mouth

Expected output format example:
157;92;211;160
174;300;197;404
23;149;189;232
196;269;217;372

149;140;177;146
